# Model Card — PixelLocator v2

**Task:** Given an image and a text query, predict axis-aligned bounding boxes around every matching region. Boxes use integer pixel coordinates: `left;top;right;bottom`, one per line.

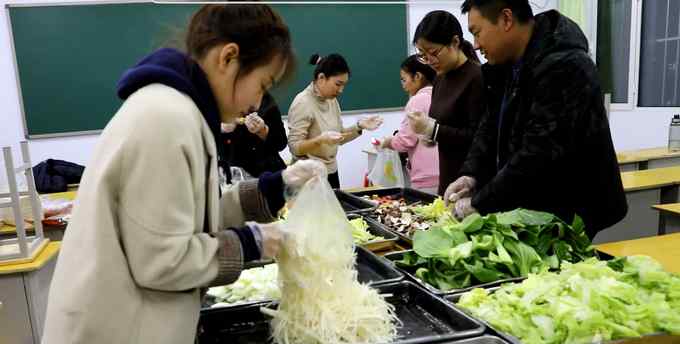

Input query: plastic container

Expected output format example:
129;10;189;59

669;114;680;151
350;187;437;205
197;281;486;344
203;246;403;309
348;213;399;252
335;189;378;214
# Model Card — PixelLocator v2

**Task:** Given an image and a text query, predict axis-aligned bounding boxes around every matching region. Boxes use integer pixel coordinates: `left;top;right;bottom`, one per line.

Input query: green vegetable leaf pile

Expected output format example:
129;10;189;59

457;256;680;344
396;208;594;291
349;217;384;244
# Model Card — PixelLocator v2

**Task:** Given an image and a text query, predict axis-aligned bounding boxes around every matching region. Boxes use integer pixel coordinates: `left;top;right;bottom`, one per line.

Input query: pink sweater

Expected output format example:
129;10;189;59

388;86;439;190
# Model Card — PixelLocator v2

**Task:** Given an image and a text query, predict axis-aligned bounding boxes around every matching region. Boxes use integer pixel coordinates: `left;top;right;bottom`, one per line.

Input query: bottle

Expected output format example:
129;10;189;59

669;114;680;151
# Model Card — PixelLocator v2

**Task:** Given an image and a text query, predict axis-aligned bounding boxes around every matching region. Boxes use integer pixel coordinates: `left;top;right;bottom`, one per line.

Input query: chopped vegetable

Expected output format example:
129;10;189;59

207;264;279;306
264;179;398;344
349;217;384;244
457;256;680;344
397;209;594;290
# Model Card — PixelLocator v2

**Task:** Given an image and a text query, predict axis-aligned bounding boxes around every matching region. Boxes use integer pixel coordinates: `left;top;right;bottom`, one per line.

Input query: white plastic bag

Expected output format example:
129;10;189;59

264;177;398;344
368;148;405;187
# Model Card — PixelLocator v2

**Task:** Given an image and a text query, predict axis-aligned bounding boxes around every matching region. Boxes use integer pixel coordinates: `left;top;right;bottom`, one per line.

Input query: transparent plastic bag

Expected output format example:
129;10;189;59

368;148;405;187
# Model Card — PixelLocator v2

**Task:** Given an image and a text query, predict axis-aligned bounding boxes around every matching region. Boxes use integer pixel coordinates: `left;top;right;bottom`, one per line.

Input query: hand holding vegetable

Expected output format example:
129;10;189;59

357;115;384;131
282;160;327;190
253;222;286;260
454;197;477;220
244;112;267;135
444;176;477;205
407;111;435;136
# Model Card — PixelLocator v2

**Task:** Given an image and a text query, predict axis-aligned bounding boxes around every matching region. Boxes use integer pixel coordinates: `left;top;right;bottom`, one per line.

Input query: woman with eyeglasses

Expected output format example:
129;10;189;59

287;53;383;188
407;10;485;195
377;55;439;194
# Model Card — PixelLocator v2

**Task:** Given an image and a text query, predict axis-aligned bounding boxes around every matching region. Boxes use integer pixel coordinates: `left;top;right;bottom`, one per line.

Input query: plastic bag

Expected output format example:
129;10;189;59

368;148;405;187
266;177;398;344
280;176;354;280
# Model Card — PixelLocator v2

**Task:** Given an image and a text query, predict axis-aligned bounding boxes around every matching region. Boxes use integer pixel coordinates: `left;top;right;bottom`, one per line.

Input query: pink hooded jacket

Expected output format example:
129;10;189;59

388;86;439;190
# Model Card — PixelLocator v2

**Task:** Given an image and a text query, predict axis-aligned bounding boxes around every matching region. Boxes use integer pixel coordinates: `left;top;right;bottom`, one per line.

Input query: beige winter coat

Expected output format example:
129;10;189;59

287;82;361;173
42;84;276;344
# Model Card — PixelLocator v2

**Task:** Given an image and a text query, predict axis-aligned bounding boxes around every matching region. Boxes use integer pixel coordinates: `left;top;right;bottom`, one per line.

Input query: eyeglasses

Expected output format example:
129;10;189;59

416;45;447;64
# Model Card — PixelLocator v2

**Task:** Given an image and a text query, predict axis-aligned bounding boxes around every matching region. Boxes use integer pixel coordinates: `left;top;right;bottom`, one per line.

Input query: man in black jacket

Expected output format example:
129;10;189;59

446;0;627;239
220;92;288;179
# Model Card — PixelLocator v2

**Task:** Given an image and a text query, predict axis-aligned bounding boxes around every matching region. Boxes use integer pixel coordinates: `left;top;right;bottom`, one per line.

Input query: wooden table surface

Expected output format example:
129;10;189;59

620;166;680;192
617;146;680;164
596;232;680;274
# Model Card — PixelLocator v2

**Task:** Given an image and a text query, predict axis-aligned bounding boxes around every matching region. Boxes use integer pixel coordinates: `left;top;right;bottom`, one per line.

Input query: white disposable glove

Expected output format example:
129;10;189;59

357;115;384;131
317;131;344;145
407;111;436;136
377;136;393;150
454;197;477;220
444;176;477;205
261;223;285;259
221;122;237;133
244;112;266;134
282;160;327;189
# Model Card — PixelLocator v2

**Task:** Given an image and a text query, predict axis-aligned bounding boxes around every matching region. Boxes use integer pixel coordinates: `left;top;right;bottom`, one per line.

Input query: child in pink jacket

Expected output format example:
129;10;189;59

379;55;439;194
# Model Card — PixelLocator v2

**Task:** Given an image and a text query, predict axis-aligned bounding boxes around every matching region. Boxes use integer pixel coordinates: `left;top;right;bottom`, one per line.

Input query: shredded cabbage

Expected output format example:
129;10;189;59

457;256;680;344
263;178;398;344
207;264;280;306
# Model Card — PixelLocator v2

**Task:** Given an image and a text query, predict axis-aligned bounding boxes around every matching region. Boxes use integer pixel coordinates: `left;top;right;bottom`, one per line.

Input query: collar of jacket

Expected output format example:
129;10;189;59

116;48;223;161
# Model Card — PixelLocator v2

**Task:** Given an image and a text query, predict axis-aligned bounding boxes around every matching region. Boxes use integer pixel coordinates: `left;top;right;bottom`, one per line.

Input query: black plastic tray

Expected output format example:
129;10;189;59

440;335;510;344
384;250;525;296
445;289;676;344
203;246;403;309
348;213;399;252
335;189;378;214
355;245;404;287
197;281;485;344
350;187;437;205
384;249;617;297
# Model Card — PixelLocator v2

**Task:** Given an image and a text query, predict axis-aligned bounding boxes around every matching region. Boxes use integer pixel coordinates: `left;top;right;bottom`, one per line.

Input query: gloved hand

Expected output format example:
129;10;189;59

248;221;286;260
454;197;477;220
357;115;384;131
221;122;237;133
282;160;327;189
407;111;436;136
378;136;393;150
245;112;267;134
444;176;477;205
317;131;344;145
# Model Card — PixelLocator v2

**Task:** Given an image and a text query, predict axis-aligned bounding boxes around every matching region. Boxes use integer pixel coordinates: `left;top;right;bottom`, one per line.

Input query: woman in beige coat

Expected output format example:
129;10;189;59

287;53;384;188
41;5;324;344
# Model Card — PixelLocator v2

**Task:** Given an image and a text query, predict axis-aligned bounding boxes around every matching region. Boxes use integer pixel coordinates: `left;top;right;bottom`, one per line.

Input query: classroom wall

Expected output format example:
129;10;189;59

0;0;672;191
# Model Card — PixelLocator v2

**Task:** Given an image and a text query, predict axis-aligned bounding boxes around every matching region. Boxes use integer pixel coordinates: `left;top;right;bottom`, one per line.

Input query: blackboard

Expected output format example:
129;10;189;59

7;2;409;138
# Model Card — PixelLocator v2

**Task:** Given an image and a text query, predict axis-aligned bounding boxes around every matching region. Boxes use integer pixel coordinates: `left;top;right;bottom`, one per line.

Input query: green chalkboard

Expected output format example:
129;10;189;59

7;2;408;138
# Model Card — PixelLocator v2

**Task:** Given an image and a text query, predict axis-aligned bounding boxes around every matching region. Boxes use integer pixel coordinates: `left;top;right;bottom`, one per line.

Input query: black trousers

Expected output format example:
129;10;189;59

328;172;340;189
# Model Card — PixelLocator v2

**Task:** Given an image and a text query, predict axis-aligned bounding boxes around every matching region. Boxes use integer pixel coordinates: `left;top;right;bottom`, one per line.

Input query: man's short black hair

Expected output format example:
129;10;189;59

461;0;534;24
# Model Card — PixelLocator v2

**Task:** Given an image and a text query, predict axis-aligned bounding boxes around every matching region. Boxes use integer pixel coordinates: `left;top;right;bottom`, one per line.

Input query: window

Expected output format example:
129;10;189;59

639;0;680;106
596;0;632;104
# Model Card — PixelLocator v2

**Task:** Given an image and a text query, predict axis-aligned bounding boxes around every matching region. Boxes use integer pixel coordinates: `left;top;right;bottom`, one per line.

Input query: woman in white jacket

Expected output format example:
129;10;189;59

42;5;324;344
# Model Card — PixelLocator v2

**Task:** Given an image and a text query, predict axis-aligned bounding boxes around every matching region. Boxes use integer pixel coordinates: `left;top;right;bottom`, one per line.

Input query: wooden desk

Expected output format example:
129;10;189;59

596;233;680;274
618;147;680;171
595;167;680;244
0;242;59;343
652;203;680;235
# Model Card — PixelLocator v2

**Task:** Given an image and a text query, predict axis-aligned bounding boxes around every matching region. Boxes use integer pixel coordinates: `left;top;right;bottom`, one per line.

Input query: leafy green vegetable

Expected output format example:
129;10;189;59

396;208;594;291
457;256;680;344
411;197;452;221
349;217;384;244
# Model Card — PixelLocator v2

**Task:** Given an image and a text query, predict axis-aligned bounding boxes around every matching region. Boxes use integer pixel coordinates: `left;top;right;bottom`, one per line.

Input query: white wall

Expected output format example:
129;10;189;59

0;0;668;191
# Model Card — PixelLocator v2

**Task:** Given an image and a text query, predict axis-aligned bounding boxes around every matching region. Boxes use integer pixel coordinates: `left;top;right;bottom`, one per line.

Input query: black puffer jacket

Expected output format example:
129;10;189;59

460;10;627;239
